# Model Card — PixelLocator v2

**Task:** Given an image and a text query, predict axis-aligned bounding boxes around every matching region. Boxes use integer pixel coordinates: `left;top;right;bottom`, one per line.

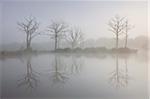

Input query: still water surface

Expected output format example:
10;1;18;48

1;53;148;99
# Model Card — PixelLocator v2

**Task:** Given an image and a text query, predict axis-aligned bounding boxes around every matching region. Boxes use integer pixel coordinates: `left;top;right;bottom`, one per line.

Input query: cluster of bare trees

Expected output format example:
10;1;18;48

108;15;133;49
18;17;84;51
18;15;133;51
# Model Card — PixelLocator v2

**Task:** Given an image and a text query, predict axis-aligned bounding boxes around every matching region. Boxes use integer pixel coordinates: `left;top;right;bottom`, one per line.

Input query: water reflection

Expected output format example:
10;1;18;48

70;56;82;74
1;52;147;98
51;55;69;85
109;54;130;89
124;56;129;87
17;55;39;91
48;55;83;86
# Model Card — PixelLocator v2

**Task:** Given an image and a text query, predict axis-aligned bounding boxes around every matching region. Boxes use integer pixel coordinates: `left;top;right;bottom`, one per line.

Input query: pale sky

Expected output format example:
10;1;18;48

0;1;148;44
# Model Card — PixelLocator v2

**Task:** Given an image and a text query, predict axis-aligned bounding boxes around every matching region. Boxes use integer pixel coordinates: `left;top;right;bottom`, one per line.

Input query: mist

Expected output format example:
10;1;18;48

1;1;147;45
0;1;148;99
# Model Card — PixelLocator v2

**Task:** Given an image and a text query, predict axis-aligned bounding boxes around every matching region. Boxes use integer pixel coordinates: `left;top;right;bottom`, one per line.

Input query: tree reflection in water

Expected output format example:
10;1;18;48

70;55;83;74
51;55;69;84
48;55;83;87
17;55;39;91
109;54;130;89
124;57;128;87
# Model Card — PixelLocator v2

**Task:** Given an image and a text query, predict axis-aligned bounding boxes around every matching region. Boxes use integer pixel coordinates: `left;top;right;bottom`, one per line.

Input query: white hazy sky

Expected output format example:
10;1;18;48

0;1;148;44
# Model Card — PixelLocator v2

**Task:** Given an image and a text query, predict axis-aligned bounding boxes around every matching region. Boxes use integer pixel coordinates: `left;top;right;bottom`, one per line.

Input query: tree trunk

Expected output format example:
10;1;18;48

26;34;29;49
27;39;32;50
71;43;74;49
124;33;128;48
116;34;119;49
55;35;58;51
26;33;31;50
27;42;30;49
72;42;75;49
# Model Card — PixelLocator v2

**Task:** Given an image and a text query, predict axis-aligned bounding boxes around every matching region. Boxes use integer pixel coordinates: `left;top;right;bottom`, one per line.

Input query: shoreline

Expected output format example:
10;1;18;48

0;47;138;55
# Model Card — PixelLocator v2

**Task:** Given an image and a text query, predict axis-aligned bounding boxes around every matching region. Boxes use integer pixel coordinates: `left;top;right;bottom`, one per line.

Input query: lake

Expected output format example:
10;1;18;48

0;52;148;99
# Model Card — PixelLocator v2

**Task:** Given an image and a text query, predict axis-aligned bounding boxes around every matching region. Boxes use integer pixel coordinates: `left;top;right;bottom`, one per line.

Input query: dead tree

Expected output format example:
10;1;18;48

124;19;133;48
47;21;68;50
66;27;84;49
18;16;40;50
108;15;125;49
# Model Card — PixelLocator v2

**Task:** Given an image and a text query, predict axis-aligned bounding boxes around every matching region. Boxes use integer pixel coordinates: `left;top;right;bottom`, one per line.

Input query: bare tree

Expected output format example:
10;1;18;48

18;16;40;50
124;19;133;48
108;15;125;49
66;27;84;49
47;21;68;50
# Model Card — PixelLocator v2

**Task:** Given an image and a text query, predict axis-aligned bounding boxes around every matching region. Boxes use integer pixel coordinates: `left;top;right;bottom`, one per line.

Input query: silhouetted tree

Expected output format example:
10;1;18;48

108;15;125;49
124;19;133;48
47;21;68;50
18;16;40;50
66;27;84;49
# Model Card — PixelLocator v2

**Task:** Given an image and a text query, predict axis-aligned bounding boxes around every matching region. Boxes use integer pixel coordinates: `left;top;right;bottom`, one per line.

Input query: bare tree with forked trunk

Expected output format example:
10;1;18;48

47;20;69;50
108;15;125;49
18;16;40;50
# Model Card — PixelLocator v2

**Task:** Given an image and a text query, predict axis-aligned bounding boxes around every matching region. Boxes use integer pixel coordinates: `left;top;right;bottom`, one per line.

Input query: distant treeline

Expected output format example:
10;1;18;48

1;35;148;52
52;47;137;53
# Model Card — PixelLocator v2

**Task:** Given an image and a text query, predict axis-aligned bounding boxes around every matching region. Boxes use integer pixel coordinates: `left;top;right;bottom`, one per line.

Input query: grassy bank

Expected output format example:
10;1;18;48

0;47;137;56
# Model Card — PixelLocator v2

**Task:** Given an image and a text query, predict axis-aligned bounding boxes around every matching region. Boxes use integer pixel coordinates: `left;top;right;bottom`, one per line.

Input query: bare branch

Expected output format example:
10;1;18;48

108;15;126;49
66;27;84;49
47;20;69;50
18;16;40;49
